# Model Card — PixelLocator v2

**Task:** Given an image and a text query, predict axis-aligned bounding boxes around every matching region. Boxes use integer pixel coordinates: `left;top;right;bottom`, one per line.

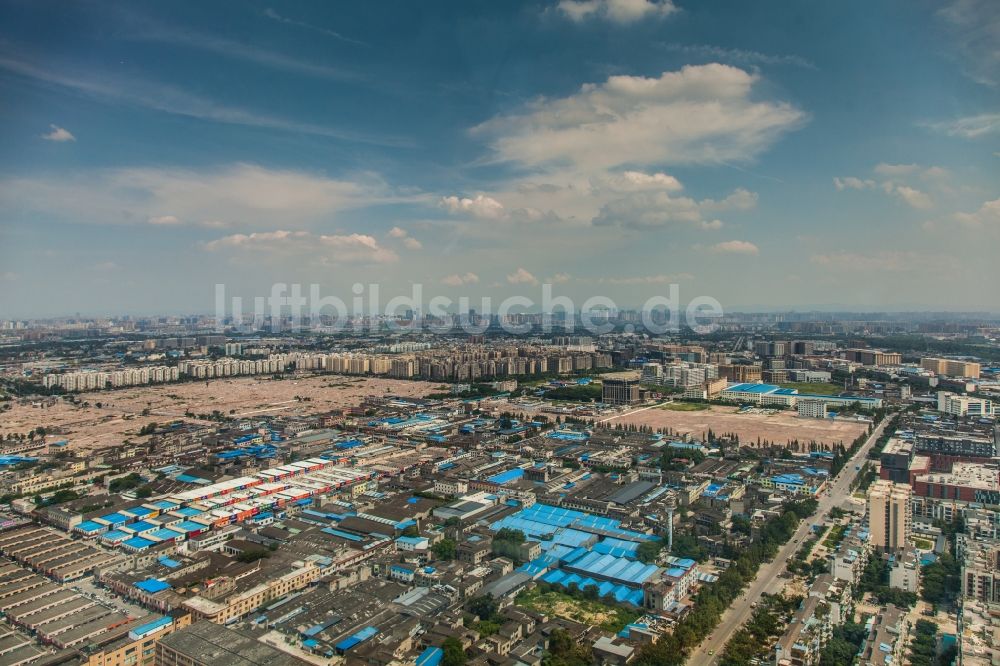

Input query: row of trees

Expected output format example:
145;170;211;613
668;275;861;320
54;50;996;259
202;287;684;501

718;594;802;665
632;499;818;665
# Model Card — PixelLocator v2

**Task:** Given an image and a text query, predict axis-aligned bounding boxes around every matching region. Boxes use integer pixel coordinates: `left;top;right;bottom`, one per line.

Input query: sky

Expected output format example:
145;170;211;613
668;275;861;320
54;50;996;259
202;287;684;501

0;0;998;318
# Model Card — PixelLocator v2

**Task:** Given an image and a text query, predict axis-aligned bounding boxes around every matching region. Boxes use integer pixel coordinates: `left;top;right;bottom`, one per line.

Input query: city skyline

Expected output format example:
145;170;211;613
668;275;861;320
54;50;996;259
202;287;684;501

1;0;999;317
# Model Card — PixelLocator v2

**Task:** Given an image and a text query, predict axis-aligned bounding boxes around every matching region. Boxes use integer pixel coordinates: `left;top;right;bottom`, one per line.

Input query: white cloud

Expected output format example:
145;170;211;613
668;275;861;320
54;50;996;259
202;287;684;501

507;267;539;285
835;165;938;209
592;186;754;230
41;124;75;142
474;64;805;172
710;240;759;255
1;271;20;282
557;0;677;24
203;230;398;263
0;164;399;228
403;237;423;250
927;113;1000;138
147;215;181;225
886;184;933;210
833;176;876;191
91;261;119;271
441;272;480;286
953;197;1000;227
440;194;506;219
388;226;409;238
598;170;683;192
550;272;572;283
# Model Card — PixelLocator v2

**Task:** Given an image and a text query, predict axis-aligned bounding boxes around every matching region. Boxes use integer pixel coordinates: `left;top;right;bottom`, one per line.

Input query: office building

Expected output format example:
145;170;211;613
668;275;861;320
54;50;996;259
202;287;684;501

601;372;641;405
937;391;995;418
921;357;981;379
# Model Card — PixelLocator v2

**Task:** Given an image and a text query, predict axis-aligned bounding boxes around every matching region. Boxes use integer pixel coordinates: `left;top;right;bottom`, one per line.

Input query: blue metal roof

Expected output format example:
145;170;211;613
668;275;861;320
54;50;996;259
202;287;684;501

135;578;171;593
416;647;443;666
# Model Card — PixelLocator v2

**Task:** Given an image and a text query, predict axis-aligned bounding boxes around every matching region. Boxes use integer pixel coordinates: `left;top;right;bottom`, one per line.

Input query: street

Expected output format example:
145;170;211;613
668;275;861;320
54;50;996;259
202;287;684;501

688;416;892;665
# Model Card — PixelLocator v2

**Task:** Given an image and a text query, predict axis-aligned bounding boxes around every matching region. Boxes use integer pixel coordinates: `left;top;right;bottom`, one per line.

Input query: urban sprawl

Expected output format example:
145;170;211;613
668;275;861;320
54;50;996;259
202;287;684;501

0;313;998;666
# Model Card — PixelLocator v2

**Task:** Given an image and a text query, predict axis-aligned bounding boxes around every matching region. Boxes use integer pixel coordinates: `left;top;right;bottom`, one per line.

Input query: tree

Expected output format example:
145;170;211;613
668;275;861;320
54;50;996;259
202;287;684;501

441;637;466;666
468;595;499;622
636;538;666;564
544;628;592;666
432;538;457;560
921;553;960;607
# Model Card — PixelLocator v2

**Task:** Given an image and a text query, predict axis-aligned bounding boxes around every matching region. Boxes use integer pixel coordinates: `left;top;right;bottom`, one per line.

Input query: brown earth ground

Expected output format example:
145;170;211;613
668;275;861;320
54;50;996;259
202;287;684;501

601;403;868;449
2;375;441;453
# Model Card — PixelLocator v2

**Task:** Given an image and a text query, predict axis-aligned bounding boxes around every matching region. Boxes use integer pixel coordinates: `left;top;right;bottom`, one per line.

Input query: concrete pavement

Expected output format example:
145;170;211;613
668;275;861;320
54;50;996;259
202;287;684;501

687;416;892;665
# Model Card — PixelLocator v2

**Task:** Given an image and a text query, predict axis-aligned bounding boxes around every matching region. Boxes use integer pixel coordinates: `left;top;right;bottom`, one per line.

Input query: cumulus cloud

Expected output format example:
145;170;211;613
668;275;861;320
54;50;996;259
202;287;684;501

953;197;1000;227
202;230;398;263
385;226;422;248
549;272;572;283
833;177;876;191
41;124;75;142
710;240;759;255
592;185;754;230
885;183;933;210
507;267;539;285
439;193;557;224
556;0;677;24
835;165;939;209
441;272;480;286
440;194;506;219
0;164;399;228
474;64;806;172
597;170;683;193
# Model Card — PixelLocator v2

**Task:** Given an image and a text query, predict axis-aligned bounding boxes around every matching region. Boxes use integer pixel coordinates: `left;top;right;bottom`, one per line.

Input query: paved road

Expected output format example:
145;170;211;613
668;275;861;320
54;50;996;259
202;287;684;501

688;416;891;665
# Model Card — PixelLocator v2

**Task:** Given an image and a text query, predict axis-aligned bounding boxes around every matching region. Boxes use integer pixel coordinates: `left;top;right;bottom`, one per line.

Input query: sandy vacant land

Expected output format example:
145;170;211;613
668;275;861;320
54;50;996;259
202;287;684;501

603;404;868;449
2;375;441;453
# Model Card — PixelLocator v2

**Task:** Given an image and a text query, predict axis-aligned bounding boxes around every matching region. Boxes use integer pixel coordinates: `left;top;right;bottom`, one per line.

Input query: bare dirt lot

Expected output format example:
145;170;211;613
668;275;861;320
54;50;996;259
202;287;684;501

603;403;868;449
2;375;441;453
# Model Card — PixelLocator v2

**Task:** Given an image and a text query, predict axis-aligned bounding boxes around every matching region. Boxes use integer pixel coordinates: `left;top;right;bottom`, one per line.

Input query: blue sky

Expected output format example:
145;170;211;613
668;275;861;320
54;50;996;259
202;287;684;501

0;0;998;317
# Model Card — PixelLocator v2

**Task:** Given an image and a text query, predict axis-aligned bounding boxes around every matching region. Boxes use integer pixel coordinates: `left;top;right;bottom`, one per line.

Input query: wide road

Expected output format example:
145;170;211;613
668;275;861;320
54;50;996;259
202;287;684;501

688;415;892;665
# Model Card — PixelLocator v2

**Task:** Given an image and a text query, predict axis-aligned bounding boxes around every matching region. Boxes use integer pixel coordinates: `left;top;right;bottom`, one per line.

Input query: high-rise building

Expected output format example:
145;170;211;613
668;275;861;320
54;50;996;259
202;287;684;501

601;372;640;405
868;480;912;552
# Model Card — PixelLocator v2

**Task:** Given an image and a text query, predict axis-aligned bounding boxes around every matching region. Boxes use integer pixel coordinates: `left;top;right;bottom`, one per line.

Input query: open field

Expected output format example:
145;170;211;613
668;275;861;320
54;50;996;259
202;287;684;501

778;382;846;396
657;401;709;412
515;587;639;632
1;375;441;453
604;403;868;448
